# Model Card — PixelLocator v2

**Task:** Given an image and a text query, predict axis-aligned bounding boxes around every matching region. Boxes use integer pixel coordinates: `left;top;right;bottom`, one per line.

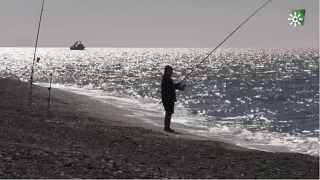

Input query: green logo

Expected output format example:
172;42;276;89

288;9;306;27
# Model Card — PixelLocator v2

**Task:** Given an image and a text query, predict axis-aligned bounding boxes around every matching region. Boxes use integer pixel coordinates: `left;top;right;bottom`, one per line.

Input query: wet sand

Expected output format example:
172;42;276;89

0;77;318;179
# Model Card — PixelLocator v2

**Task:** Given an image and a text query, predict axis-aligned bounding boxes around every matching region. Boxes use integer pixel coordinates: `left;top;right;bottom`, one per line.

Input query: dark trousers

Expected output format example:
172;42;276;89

163;101;174;129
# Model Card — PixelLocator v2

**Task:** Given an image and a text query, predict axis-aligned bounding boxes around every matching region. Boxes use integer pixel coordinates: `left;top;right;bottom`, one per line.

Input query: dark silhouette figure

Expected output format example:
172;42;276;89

161;65;186;132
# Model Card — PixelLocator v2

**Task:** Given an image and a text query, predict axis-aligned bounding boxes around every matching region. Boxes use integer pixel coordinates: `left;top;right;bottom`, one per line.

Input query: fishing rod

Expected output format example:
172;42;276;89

29;0;45;104
180;0;272;84
159;0;272;104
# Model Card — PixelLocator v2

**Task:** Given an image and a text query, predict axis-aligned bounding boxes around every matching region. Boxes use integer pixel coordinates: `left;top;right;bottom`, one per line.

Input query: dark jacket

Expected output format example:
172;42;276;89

161;75;180;103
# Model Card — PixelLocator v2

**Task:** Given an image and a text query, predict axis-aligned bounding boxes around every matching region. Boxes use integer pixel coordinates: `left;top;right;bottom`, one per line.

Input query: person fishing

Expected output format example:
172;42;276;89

159;0;271;132
161;65;186;132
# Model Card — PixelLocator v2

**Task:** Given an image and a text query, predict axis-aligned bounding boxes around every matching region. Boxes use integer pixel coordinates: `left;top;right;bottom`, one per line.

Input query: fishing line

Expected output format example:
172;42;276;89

159;0;272;104
29;0;45;104
180;0;272;84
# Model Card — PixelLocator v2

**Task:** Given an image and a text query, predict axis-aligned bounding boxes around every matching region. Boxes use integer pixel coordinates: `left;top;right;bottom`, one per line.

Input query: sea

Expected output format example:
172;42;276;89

0;47;319;156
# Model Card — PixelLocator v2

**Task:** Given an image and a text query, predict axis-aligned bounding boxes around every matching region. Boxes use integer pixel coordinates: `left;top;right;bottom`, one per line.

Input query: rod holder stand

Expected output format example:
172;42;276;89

46;73;53;113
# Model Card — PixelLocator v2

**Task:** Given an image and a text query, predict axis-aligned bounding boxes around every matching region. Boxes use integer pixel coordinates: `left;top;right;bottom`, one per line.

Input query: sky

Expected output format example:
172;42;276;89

0;0;318;48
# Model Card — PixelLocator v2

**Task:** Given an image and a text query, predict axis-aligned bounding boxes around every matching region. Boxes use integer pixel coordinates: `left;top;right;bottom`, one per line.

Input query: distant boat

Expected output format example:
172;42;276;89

70;41;85;50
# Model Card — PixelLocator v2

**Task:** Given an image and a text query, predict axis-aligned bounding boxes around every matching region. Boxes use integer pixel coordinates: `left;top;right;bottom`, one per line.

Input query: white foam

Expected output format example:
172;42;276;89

35;83;320;156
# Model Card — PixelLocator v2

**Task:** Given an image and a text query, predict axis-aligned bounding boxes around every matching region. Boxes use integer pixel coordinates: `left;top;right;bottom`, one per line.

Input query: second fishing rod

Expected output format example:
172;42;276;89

30;0;45;105
159;0;272;104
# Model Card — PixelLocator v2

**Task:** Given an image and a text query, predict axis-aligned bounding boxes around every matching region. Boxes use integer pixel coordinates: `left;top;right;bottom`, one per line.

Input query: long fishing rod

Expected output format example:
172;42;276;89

158;0;272;104
29;0;45;104
180;0;272;84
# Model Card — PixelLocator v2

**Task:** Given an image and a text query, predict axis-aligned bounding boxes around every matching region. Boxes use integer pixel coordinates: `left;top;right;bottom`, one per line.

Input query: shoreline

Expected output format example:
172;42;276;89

0;77;319;178
35;82;319;156
34;82;252;152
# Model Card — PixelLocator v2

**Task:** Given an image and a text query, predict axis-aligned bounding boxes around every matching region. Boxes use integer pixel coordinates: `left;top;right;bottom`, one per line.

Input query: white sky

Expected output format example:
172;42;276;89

0;0;318;48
